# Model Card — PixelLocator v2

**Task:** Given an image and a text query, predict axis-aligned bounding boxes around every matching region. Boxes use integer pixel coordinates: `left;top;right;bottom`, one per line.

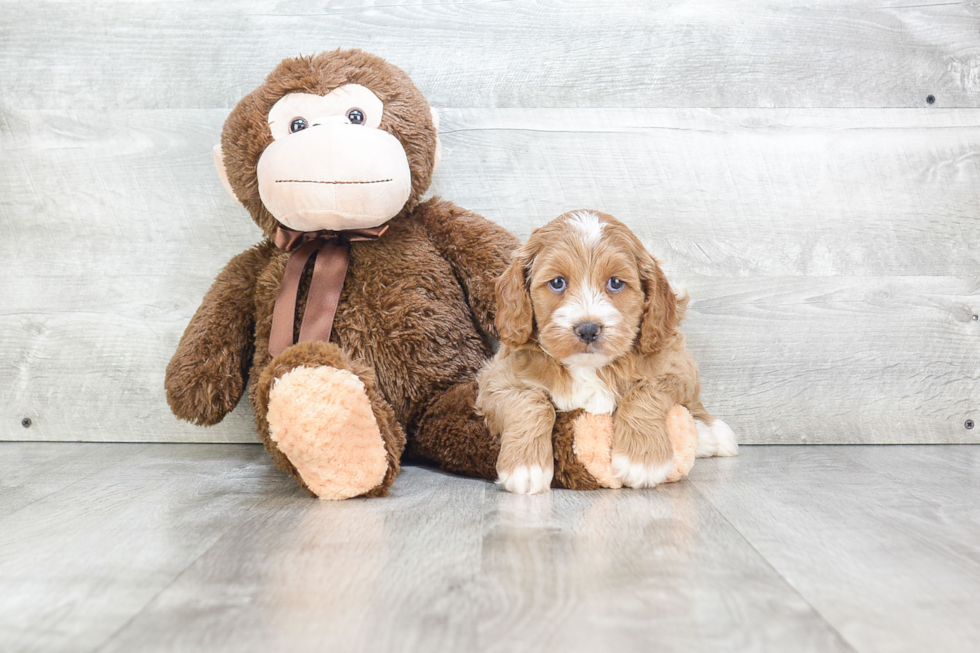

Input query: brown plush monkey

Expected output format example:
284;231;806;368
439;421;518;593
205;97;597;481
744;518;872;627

165;50;517;499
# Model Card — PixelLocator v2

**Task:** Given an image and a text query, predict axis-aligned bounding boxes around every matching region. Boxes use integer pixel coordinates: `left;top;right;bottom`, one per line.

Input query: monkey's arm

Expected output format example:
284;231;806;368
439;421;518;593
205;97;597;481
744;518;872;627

165;242;273;426
414;198;520;338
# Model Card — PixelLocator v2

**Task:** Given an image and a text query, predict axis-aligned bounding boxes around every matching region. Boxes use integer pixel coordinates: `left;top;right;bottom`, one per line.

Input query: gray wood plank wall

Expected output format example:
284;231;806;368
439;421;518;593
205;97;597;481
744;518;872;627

1;0;978;444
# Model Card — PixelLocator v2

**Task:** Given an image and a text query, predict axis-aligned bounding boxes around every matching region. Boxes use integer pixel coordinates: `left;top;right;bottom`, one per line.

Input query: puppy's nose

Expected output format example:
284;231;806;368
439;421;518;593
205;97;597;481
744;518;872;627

574;322;601;343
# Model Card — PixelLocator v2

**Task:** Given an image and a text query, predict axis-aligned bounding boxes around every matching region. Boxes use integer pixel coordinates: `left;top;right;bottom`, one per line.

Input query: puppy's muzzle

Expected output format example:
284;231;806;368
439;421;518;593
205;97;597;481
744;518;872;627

574;322;601;343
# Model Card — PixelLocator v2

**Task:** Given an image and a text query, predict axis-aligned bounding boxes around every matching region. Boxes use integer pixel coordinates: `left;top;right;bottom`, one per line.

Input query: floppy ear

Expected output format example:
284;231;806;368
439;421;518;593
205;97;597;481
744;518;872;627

638;253;678;355
495;246;535;348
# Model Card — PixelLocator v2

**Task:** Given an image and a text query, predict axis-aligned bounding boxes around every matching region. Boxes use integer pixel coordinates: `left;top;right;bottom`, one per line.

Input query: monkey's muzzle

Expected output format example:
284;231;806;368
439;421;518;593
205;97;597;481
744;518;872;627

257;123;412;232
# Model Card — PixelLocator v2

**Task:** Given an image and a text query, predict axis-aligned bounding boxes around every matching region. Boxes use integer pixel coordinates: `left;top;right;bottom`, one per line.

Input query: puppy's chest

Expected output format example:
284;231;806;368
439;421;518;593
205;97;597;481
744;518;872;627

550;367;617;415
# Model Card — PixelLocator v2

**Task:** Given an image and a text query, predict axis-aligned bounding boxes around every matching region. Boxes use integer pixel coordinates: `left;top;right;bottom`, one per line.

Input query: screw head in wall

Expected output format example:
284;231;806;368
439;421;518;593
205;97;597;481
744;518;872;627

926;95;936;104
973;315;979;322
967;420;975;430
21;418;32;428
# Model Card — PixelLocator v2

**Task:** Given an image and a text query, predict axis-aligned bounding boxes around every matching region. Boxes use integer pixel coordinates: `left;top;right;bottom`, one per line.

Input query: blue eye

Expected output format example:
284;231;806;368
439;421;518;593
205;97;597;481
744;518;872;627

346;108;365;125
290;117;308;133
607;277;625;292
549;277;566;292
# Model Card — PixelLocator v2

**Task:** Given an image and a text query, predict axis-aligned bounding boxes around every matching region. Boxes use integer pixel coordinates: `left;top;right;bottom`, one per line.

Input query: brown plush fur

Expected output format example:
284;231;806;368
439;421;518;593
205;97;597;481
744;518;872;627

165;243;273;425
165;50;518;496
409;381;500;479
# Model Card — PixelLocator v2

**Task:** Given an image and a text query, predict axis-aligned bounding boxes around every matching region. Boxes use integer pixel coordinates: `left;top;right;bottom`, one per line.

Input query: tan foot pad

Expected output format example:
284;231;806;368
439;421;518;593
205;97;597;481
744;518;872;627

267;366;388;500
572;412;622;489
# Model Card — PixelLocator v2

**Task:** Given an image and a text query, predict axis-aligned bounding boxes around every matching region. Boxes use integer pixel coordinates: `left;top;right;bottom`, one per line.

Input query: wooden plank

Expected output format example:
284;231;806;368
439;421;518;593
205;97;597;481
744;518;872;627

686;275;979;445
0;443;286;653
94;465;852;653
474;481;853;653
4;443;979;652
0;442;149;520
0;106;261;442
1;1;977;110
97;466;490;653
436;108;980;277
832;444;980;507
1;107;977;443
691;445;980;653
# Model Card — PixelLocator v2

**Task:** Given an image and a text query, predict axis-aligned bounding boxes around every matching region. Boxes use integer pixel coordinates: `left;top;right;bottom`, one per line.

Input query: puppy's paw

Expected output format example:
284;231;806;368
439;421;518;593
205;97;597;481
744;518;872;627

612;455;673;489
695;418;739;458
497;464;553;495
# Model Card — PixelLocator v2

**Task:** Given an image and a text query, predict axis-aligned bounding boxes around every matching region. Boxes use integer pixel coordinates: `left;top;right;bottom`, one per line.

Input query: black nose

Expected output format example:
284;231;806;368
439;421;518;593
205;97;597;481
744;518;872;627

574;322;601;343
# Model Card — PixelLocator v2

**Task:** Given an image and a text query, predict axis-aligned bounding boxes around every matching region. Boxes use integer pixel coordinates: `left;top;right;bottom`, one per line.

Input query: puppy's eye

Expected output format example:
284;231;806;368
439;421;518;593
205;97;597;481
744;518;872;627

346;108;365;125
548;277;567;292
290;117;308;133
607;277;625;292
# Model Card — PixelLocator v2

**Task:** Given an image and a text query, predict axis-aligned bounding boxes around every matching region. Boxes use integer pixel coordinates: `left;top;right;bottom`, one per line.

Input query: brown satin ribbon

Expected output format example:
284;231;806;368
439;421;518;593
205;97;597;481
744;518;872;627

269;224;389;357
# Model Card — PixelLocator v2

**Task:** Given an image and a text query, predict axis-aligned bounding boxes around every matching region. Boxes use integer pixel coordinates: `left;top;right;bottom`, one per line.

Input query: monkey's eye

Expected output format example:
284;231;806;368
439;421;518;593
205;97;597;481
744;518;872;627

289;117;308;133
549;277;567;292
607;277;625;292
346;108;365;125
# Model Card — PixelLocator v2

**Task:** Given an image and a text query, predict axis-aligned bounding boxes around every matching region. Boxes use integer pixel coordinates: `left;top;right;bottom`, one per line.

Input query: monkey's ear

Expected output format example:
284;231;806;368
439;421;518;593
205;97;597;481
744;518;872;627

213;144;237;201
430;107;442;175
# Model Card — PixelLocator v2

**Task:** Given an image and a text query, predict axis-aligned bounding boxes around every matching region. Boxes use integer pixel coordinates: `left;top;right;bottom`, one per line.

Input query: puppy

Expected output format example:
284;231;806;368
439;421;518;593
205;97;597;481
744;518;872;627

477;210;737;494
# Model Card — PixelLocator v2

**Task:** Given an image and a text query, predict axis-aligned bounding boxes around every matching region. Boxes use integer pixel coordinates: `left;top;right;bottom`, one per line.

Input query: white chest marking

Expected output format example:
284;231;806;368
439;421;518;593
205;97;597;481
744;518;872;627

551;365;617;414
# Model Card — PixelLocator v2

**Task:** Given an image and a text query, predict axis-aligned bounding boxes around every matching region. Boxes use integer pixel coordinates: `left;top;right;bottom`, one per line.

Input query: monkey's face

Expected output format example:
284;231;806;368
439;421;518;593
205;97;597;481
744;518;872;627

217;50;441;237
256;84;412;232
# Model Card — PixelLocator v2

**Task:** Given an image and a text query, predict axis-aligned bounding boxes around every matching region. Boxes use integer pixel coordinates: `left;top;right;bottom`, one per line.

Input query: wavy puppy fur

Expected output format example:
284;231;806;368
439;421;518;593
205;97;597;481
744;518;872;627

478;210;735;494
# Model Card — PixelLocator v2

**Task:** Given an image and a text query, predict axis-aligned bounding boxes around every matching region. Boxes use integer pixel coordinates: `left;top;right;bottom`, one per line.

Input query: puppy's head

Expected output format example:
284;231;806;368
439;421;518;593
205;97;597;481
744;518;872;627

496;210;679;366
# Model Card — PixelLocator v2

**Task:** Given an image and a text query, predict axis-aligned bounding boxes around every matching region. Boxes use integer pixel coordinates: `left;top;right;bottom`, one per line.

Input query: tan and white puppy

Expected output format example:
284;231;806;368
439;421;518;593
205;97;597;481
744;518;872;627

477;210;737;495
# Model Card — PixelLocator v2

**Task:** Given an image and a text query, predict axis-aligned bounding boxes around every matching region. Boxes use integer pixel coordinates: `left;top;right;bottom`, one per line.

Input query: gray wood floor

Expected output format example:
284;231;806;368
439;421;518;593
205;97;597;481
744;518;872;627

2;444;978;652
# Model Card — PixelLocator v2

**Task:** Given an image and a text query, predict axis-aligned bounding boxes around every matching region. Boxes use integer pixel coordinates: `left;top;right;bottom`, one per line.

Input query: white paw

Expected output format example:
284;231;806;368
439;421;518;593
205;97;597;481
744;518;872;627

695;418;739;458
497;464;553;495
611;454;673;489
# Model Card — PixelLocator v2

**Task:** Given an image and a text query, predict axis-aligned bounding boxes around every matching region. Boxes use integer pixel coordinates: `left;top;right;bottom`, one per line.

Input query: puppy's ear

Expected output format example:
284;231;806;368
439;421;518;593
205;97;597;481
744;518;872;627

638;253;678;355
495;245;535;347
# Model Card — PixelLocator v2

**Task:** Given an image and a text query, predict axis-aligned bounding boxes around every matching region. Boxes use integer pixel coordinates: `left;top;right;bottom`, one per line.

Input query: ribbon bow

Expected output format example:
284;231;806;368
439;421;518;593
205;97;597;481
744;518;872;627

269;223;389;357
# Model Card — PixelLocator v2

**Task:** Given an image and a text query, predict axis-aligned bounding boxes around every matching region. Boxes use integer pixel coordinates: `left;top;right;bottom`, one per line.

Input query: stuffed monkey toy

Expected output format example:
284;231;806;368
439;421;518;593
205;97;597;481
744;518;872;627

166;49;520;499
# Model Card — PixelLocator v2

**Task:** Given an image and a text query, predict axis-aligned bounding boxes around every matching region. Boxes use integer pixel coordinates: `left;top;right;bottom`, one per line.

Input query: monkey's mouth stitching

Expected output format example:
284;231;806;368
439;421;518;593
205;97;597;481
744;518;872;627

276;178;393;185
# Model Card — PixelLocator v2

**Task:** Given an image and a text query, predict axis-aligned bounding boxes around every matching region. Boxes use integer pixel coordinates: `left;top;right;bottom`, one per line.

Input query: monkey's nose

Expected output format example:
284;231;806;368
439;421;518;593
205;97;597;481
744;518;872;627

574;322;601;343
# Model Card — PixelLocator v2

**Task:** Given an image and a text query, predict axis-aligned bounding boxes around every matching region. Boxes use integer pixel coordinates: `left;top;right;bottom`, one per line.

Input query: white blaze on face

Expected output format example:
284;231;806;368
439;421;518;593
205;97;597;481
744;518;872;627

554;210;619;331
545;210;622;357
567;210;605;246
256;85;413;232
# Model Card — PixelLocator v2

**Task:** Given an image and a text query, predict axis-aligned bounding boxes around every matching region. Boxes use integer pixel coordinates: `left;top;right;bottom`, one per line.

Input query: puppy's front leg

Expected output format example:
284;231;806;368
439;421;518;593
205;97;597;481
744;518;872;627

489;387;556;494
612;381;675;488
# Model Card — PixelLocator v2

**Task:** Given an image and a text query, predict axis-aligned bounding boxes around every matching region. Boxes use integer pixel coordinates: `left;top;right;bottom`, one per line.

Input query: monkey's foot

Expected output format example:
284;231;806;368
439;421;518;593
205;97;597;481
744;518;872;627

570;412;622;489
267;365;388;500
